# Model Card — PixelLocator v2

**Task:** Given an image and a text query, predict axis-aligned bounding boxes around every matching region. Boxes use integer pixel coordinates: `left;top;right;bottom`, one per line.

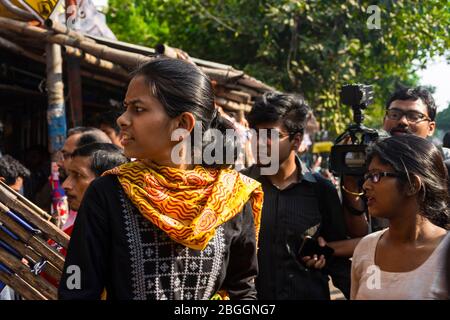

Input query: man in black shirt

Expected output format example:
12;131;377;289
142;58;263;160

242;92;351;300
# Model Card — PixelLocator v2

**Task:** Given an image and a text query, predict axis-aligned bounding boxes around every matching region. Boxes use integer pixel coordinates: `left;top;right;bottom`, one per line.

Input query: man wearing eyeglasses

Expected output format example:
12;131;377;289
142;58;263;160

242;92;351;300
383;86;436;138
383;87;450;192
337;87;446;248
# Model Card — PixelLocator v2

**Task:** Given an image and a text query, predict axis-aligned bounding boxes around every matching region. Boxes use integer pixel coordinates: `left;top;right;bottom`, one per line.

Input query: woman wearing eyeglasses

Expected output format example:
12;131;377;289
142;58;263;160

351;135;449;300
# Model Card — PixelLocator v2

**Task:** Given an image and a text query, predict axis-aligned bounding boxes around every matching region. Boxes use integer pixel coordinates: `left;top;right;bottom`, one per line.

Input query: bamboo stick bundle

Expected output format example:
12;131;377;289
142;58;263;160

155;43;236;71
221;83;262;99
0;229;61;280
237;75;275;93
0;265;47;300
0;249;58;300
215;97;252;113
0;202;65;271
215;87;252;104
0;182;69;248
201;67;244;83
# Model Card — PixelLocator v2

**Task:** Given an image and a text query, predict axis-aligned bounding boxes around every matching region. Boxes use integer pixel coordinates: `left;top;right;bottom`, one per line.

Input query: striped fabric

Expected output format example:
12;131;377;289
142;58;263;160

103;160;263;250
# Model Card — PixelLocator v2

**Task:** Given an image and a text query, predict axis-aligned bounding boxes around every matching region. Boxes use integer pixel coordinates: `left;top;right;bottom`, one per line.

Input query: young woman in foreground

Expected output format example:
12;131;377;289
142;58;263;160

351;135;449;299
59;58;263;300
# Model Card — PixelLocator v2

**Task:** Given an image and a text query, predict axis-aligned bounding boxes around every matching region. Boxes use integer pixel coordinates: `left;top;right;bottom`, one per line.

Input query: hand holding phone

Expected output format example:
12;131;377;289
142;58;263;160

298;236;335;261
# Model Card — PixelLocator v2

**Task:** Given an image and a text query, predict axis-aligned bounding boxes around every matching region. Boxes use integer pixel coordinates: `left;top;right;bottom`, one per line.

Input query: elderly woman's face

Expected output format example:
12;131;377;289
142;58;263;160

117;76;176;165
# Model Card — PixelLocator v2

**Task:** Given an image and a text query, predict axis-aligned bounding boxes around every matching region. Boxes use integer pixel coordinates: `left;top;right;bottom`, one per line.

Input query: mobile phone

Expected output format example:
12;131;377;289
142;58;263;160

298;236;334;260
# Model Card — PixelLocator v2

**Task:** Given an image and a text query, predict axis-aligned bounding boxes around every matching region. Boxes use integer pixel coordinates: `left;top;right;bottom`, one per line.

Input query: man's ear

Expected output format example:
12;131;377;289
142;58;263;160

0;177;4;182
427;121;436;137
291;133;303;151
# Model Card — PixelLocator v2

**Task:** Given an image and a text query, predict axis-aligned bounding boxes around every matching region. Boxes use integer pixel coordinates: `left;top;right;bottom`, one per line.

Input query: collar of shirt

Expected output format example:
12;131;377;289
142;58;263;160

247;155;317;188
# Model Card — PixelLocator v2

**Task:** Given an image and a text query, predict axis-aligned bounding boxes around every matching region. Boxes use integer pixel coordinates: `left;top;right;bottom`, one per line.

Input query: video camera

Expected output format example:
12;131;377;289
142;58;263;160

329;84;384;176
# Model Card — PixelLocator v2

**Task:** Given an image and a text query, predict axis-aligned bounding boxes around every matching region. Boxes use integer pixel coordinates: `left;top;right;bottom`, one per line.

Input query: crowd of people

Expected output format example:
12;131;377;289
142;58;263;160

0;57;449;300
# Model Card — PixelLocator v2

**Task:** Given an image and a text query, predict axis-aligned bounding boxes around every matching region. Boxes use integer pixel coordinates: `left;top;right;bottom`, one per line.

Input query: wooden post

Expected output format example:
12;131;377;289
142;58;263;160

66;57;83;127
65;0;83;127
46;43;69;228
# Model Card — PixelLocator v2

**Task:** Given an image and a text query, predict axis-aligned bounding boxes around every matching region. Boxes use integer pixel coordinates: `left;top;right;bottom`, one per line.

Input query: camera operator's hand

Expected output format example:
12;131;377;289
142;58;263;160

337;136;369;237
301;237;327;269
342;175;365;211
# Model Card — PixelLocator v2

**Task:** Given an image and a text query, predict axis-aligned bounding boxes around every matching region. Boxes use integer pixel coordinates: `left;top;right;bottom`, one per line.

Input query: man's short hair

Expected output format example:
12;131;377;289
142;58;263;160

67;126;97;137
247;92;311;138
386;86;437;121
443;132;450;149
77;129;112;148
71;143;128;177
96;110;121;134
67;127;112;147
0;155;30;185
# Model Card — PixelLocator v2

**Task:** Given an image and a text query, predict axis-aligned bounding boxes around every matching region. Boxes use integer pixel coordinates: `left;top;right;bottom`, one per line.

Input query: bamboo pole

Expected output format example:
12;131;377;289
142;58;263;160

0;35;45;63
0;17;264;86
45;18;95;44
0;180;51;220
221;83;261;98
155;43;234;70
201;66;244;83
0;183;70;248
0;17;149;68
63;45;129;77
63;0;83;128
0;269;47;300
0;202;65;271
215;97;252;113
155;43;179;59
0;35;128;83
215;87;251;104
237;75;275;93
0;249;57;300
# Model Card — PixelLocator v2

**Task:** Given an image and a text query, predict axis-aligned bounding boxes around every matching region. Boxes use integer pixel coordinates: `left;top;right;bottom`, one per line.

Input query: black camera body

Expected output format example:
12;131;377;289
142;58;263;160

329;84;384;176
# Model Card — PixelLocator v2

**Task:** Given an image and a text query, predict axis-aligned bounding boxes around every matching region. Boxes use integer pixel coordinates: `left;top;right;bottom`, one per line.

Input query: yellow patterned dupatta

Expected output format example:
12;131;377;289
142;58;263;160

103;160;263;251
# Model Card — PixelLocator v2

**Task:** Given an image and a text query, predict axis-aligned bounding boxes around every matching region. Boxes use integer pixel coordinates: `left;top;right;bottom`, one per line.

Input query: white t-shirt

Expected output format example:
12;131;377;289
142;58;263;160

351;229;449;300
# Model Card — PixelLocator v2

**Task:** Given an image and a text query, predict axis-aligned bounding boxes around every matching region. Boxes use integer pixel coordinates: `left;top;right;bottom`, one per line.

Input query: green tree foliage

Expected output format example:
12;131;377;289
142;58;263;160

436;104;450;131
107;0;450;136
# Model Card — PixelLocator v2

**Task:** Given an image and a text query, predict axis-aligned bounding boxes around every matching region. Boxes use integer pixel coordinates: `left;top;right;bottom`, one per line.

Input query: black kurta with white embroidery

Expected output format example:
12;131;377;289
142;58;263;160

58;175;258;300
